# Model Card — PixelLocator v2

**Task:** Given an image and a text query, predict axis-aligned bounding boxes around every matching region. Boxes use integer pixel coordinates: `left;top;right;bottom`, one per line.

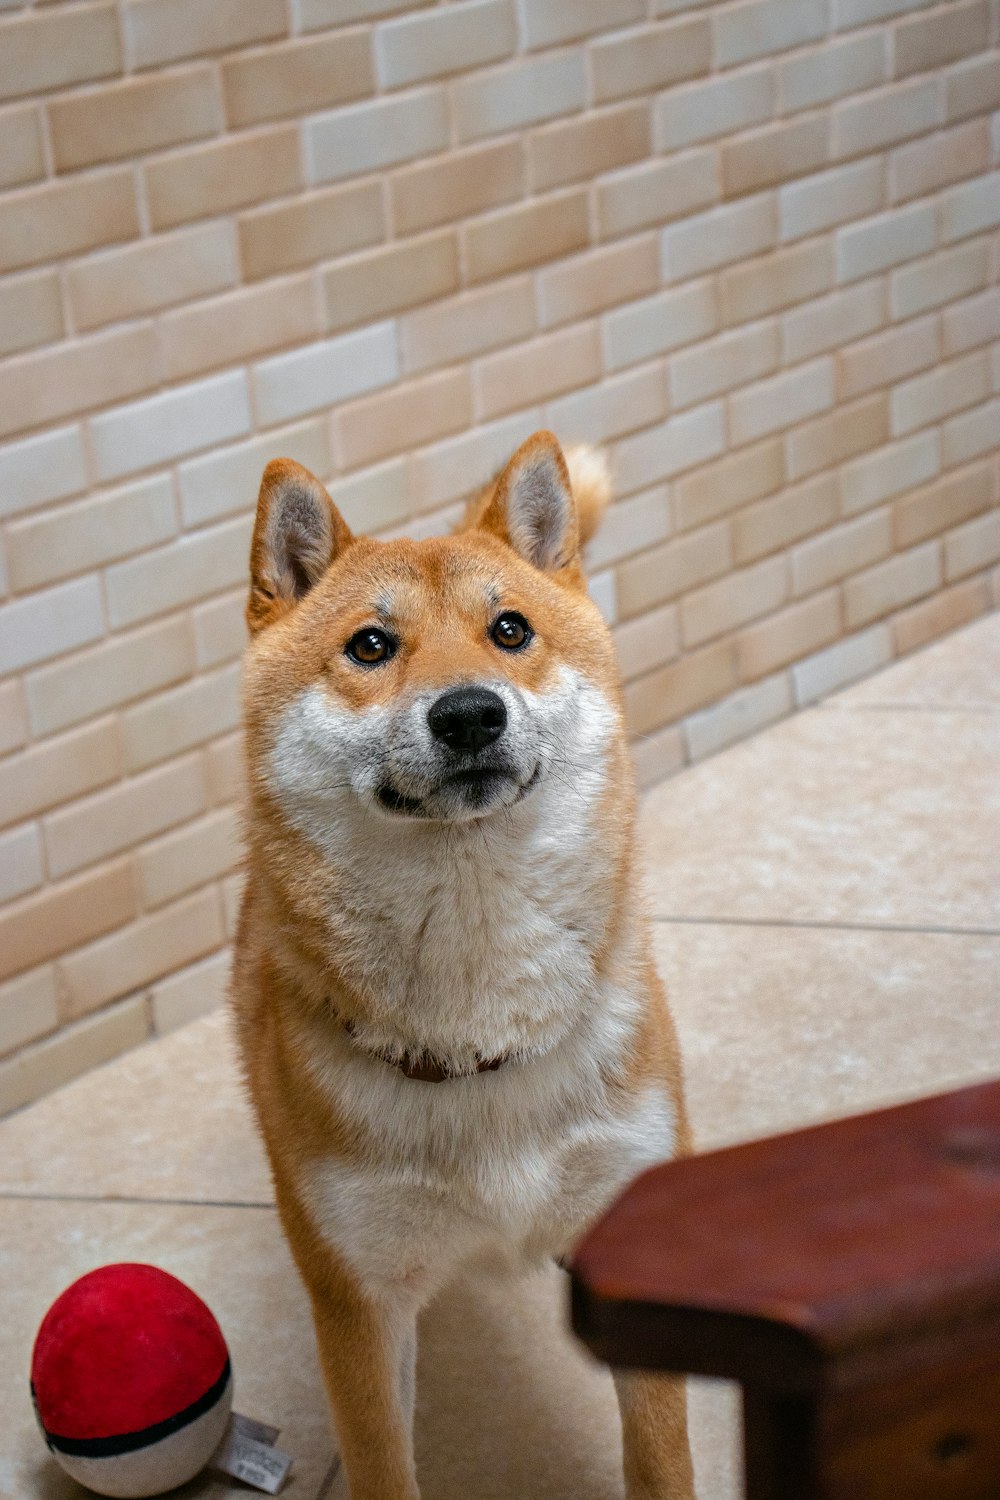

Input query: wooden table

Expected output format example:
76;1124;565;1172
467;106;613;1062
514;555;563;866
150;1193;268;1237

571;1080;1000;1499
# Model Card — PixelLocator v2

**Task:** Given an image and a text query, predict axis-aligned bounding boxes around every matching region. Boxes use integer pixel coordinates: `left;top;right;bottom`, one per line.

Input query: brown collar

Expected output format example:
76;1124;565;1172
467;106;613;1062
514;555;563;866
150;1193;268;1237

343;1020;506;1083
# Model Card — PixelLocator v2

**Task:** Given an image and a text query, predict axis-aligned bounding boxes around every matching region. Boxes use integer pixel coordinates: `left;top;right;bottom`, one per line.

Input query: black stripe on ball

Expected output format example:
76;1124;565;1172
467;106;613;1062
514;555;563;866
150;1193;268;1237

34;1356;232;1458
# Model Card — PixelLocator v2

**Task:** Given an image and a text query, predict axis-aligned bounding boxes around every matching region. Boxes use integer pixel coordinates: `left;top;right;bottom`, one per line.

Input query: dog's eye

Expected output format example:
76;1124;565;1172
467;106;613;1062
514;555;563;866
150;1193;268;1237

491;612;532;651
346;628;394;665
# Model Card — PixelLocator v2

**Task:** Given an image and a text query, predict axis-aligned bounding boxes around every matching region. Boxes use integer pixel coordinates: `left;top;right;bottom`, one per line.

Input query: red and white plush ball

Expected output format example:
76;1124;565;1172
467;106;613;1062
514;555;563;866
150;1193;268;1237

31;1263;233;1498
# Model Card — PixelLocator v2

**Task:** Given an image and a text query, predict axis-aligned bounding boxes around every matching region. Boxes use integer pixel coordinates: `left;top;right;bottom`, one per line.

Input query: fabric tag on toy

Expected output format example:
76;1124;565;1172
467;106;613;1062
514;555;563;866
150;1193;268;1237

213;1412;293;1493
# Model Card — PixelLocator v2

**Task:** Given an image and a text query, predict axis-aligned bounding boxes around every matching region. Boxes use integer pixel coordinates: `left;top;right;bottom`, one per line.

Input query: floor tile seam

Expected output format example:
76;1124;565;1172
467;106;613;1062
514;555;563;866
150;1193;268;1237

314;1454;343;1499
650;915;1000;938
0;1189;277;1209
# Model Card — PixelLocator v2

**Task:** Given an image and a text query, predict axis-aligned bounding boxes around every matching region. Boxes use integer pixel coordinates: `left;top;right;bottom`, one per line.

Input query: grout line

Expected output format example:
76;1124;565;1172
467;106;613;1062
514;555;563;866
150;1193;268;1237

314;1455;343;1500
651;915;1000;938
0;1190;276;1210
816;702;1000;714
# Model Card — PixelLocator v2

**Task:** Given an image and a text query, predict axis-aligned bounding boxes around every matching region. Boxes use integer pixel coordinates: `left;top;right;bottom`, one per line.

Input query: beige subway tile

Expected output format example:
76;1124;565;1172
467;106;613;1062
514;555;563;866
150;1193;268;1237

843;540;941;628
833;77;941;159
328;458;410;534
737;589;840;682
0;859;135;985
835;0;934;25
616;519;731;617
0;822;42;904
146;126;302;230
178;419;331;529
893;462;994;549
778;158;883;242
192;589;245;670
840;429;940;513
889;237;991;320
940;171;1000;244
0;965;57;1056
125;0;286;69
783;279;884;363
734;472;839;563
722;115;830;198
681;554;787;648
0;682;27;758
463;189;590;284
44;752;207;880
591;17;711;102
323;231;458;334
728;358;835;446
407;408;544;511
715;0;826;67
889;119;991;205
0;997;149;1117
296;0;432;24
629;722;686;788
90;370;251;483
585;486;671;573
613;403;726;495
669;319;779;409
720;238;833;326
530;102;649;192
655;64;774;151
223;29;372;130
121;664;240;773
376;0;514;89
943;397;1000;468
945;53;1000;122
452;52;586;142
400;276;535;374
624;638;737;735
336;367;471;467
684;671;791;760
520;0;643;48
674;438;785;530
543;363;667;445
893;0;989;78
838;316;939;401
48;66;222;172
0;103;44;189
239;181;383;283
0;170;140;275
59;887;223;1019
836;202;936;283
0;4;120;102
162;275;318;382
0;269;63;358
307;86;448;183
0;427;86;523
537;237;658;329
792;508;892;594
25;617;193;739
252;322;397;427
104;513;251;627
943;288;1000;358
221;871;244;938
474;324;599;420
661;193;775;281
150;949;230;1034
788;394;890;482
597;148;719;239
779;33;885;112
67;222;237;332
0;576;104;676
890;349;992;436
945;510;1000;582
391;140;523;235
611;598;679;683
205;730;245;807
893;574;990;656
791;621;892;704
0;322;158;441
7;476;176;594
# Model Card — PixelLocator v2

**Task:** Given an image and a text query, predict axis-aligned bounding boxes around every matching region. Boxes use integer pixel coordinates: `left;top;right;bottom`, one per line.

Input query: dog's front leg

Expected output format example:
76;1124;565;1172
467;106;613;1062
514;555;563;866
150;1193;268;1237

613;1368;697;1500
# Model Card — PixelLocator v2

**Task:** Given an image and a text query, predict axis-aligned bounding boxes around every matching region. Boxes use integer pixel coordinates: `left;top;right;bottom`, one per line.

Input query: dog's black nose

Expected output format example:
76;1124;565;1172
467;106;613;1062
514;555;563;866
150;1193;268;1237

428;688;507;753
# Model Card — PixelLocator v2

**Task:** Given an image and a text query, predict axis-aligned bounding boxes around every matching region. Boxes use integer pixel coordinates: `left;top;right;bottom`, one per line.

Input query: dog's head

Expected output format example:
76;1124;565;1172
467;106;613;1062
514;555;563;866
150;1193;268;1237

242;431;625;836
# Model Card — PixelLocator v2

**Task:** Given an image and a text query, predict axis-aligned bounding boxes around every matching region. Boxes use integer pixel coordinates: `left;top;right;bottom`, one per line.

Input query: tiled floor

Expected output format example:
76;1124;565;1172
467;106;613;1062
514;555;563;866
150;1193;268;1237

2;611;998;1500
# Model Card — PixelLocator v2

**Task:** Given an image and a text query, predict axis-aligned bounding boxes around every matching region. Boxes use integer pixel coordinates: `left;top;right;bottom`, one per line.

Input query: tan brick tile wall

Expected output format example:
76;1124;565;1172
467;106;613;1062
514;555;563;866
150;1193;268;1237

0;0;995;1111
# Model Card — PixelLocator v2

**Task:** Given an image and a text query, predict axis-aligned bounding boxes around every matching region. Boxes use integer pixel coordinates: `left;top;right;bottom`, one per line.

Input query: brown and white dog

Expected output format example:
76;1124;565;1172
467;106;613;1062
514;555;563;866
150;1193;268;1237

231;431;695;1500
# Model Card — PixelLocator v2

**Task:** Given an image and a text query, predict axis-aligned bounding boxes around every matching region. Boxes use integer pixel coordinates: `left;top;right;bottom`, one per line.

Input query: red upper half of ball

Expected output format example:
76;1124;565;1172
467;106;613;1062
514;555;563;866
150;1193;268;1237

31;1263;229;1440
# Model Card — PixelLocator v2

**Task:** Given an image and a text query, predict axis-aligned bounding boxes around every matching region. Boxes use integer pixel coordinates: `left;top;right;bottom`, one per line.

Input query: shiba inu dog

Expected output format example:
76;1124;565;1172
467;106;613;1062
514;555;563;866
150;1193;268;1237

231;430;695;1500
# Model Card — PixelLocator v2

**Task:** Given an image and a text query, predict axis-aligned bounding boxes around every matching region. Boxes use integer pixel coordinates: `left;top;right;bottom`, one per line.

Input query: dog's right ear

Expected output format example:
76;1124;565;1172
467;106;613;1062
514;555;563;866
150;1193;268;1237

247;459;352;633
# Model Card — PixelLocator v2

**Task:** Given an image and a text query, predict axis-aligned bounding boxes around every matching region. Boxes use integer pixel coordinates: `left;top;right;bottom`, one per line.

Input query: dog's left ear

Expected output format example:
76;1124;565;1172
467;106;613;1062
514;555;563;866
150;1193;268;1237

247;459;352;633
480;430;578;573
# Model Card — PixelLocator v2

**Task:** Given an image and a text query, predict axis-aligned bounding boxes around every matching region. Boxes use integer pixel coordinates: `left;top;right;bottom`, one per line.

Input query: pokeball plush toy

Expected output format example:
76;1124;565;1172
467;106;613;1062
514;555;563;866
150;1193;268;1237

30;1263;233;1498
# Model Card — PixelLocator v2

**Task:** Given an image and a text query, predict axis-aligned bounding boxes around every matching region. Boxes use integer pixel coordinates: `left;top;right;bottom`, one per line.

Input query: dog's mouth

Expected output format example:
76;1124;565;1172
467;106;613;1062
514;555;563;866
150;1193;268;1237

375;764;541;819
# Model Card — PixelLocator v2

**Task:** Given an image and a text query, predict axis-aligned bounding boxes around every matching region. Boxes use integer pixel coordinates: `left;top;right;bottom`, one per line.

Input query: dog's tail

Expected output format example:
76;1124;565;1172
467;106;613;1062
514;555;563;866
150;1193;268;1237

564;444;612;547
